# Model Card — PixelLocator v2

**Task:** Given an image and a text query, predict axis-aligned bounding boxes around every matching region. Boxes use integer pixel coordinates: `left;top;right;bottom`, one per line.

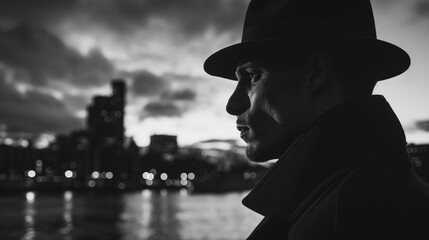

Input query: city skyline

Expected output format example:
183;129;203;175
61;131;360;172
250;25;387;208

0;0;429;147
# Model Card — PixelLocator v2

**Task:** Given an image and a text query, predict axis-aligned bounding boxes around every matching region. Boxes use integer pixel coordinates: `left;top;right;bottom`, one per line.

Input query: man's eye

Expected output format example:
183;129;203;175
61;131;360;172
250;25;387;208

247;70;261;84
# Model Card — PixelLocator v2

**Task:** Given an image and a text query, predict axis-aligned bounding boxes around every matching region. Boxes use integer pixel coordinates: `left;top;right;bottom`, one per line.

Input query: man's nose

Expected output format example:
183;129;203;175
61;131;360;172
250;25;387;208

226;85;250;116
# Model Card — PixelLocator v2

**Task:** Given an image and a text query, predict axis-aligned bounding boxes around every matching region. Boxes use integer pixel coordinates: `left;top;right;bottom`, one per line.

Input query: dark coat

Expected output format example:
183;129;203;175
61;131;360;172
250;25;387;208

243;95;429;239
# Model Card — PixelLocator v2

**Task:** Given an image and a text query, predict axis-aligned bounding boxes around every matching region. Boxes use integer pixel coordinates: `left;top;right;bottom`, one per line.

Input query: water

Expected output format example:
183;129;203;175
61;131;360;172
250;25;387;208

0;190;262;240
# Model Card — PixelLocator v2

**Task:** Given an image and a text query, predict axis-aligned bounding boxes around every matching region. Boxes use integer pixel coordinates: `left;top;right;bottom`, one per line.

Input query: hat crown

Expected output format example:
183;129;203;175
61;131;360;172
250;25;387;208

204;0;410;81
242;0;377;42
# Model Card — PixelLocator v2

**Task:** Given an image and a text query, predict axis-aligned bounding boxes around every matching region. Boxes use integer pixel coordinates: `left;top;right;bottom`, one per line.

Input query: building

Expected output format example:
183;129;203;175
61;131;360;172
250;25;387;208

47;134;71;177
123;137;141;181
149;135;178;155
87;80;126;177
69;130;91;182
0;141;39;181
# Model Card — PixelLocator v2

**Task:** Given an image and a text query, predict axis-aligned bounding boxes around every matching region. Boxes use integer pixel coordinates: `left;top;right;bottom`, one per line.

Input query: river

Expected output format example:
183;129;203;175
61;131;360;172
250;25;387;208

0;190;262;240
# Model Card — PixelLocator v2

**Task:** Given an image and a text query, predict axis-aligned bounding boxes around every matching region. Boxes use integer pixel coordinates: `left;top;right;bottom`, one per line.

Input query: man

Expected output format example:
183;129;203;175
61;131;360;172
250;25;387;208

204;0;429;239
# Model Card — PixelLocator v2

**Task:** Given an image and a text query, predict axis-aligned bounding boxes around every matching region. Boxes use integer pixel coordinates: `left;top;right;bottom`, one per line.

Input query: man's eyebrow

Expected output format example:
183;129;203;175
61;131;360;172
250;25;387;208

235;61;263;76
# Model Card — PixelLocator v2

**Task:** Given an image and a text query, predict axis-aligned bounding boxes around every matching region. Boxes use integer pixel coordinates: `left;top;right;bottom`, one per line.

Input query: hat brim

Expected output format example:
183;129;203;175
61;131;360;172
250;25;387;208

204;36;410;81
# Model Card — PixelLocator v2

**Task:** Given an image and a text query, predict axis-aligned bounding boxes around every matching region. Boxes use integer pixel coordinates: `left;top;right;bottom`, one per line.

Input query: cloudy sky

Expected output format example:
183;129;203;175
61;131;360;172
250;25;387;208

0;0;428;147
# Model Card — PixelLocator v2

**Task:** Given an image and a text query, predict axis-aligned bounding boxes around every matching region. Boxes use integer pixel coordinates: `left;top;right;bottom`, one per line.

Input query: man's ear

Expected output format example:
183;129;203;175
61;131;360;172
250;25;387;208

305;51;332;93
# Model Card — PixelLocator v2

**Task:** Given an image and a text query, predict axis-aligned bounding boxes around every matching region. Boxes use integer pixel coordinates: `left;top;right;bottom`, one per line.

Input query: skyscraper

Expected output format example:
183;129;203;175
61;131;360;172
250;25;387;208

87;80;126;177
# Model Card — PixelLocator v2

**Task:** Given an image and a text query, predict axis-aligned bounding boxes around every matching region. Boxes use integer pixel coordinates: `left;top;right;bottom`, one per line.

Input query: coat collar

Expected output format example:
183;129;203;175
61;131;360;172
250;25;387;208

242;95;409;220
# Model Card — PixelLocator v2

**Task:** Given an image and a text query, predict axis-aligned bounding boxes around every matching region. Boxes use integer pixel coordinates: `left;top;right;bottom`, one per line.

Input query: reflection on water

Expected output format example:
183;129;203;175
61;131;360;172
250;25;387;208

23;192;36;240
61;191;73;238
0;190;262;240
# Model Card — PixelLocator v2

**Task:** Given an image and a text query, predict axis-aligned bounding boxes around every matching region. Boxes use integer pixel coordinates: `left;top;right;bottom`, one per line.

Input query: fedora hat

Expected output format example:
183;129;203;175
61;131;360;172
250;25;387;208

204;0;410;81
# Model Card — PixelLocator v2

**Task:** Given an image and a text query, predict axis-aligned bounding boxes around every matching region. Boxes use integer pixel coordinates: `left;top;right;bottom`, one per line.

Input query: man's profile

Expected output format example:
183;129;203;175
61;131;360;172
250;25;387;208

204;0;429;239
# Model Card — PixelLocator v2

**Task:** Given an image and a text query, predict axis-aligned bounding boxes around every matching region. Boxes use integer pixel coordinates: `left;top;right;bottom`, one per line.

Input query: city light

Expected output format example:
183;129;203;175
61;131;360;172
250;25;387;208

160;173;168;180
91;171;100;179
118;182;126;190
180;173;187;180
142;172;149;179
181;179;188;186
150;169;157;175
106;172;113;179
34;137;50;149
243;171;257;180
64;170;73;179
18;139;29;148
188;172;195;180
146;180;153;186
27;170;36;178
35;160;43;173
45;167;53;175
88;180;96;188
26;192;35;203
64;191;73;201
4;138;13;146
147;173;154;181
415;160;423;167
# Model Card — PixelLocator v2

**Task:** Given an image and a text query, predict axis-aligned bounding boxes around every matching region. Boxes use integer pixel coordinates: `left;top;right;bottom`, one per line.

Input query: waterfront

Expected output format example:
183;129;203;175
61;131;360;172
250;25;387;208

0;190;262;240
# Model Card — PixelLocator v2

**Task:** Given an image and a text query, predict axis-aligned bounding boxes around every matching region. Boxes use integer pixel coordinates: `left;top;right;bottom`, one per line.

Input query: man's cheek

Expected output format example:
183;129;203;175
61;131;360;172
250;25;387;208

267;104;284;124
257;95;284;124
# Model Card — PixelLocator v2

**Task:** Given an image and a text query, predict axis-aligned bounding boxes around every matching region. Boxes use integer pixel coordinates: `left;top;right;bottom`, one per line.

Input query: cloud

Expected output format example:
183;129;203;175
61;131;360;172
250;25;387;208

0;23;115;88
129;70;169;97
162;88;197;101
163;73;205;82
415;0;429;19
0;0;249;39
415;120;429;132
95;0;249;36
140;88;197;118
0;0;77;27
142;101;182;118
62;93;92;114
0;71;83;134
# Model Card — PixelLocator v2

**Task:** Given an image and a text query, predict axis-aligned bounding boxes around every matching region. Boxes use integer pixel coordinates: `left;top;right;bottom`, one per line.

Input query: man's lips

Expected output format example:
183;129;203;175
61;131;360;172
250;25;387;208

237;125;250;138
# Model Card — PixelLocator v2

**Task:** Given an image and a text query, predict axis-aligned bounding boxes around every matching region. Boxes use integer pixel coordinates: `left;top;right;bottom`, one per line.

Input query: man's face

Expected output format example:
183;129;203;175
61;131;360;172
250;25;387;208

227;58;312;162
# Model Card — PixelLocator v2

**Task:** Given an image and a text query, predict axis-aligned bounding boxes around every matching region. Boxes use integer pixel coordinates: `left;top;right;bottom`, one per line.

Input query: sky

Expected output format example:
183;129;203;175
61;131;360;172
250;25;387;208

0;0;428;147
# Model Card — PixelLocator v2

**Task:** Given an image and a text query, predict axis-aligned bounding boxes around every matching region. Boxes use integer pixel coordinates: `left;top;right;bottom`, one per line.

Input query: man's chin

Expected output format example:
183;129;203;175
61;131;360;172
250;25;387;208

245;145;281;162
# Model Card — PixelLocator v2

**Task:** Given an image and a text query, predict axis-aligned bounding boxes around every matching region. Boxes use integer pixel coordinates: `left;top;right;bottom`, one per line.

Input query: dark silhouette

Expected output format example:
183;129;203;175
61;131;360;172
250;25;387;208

87;80;126;176
204;0;429;239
